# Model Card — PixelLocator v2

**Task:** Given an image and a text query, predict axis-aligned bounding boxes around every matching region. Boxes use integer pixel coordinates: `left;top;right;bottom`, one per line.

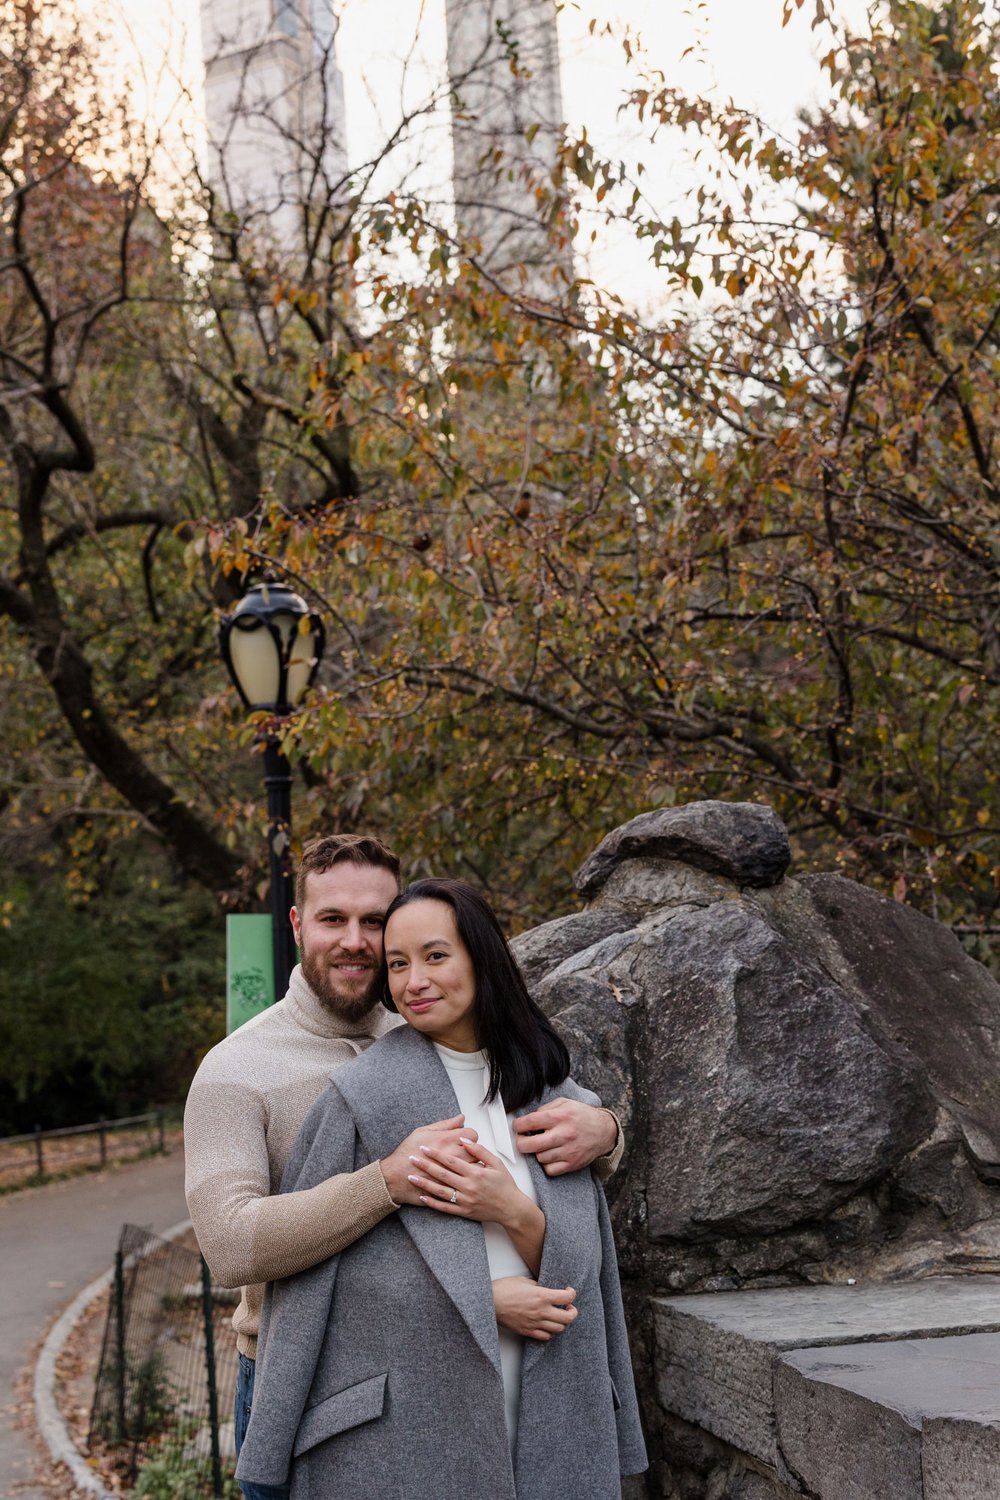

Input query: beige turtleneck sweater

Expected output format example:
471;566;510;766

184;966;403;1358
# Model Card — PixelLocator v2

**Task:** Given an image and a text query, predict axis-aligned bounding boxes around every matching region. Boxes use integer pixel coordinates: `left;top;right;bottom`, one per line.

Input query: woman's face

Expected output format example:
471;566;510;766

384;898;479;1052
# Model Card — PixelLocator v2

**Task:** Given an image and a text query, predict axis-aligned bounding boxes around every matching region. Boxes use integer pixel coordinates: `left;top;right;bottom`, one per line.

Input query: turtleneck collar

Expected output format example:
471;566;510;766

284;964;399;1043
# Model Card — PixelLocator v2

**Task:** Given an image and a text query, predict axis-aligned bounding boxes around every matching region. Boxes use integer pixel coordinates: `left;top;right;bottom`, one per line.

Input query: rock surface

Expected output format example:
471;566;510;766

511;798;1000;1497
776;1331;1000;1499
637;900;934;1239
655;1279;1000;1470
798;874;1000;1172
513;798;1000;1279
574;801;791;898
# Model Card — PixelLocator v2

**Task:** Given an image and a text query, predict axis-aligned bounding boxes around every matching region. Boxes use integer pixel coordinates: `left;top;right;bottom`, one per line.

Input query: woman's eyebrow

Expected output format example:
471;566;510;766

384;938;452;956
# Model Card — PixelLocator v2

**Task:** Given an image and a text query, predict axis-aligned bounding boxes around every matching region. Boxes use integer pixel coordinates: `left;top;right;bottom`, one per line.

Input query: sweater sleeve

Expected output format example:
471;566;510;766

184;1065;397;1289
593;1110;625;1182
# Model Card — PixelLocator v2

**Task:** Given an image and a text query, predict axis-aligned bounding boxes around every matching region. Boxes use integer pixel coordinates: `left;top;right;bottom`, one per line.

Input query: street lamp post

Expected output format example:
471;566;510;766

218;579;325;1001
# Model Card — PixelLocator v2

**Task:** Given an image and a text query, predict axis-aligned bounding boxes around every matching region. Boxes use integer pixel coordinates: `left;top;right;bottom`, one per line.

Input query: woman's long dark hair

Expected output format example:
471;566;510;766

381;878;570;1111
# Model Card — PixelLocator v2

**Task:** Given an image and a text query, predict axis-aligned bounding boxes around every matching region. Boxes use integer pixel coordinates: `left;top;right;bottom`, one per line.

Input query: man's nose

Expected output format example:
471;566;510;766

339;921;367;951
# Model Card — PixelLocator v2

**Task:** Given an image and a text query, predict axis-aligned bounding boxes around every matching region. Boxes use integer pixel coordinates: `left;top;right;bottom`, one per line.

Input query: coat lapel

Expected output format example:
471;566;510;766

332;1027;503;1381
519;1084;603;1379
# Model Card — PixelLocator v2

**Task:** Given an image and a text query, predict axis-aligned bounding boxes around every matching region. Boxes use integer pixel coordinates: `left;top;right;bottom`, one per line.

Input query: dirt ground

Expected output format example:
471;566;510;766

0;1128;174;1194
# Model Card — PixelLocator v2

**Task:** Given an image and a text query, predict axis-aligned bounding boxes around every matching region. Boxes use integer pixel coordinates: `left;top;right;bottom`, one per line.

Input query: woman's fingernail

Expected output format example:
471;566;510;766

407;1175;420;1184
408;1156;421;1164
418;1195;428;1203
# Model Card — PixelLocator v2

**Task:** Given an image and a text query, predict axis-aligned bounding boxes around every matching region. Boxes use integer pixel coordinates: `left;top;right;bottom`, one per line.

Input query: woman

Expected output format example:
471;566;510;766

236;879;647;1500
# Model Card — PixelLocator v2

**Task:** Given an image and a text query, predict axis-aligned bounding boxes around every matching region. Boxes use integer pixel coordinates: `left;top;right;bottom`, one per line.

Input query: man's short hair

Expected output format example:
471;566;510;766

294;833;402;908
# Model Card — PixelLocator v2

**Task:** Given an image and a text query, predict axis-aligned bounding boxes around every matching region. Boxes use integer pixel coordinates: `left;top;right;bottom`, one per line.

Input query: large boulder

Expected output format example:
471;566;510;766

512;799;1000;1290
636;900;934;1240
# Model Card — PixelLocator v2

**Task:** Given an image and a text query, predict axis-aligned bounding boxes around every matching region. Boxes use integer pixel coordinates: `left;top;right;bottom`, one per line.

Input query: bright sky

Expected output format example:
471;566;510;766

94;0;871;311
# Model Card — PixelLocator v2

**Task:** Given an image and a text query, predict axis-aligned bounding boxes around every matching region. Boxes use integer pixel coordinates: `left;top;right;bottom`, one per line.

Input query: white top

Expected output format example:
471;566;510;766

434;1042;540;1446
433;1043;540;1278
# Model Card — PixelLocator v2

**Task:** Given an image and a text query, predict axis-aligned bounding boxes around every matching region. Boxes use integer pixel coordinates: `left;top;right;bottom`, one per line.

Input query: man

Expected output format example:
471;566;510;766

184;833;621;1500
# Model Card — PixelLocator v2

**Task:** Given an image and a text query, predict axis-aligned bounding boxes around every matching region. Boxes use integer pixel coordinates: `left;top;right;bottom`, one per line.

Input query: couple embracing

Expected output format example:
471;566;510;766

184;833;646;1499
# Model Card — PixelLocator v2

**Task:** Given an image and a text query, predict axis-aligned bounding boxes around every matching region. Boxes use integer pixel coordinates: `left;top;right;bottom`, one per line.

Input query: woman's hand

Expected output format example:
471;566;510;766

492;1277;578;1341
409;1137;524;1225
408;1137;546;1273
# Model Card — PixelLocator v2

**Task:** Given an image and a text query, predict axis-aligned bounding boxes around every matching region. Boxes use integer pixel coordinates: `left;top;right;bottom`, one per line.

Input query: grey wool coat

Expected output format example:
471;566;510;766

235;1024;647;1500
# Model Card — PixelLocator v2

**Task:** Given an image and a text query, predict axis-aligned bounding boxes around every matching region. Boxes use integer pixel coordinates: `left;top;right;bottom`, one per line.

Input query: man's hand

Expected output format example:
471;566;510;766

513;1099;618;1177
379;1116;477;1205
492;1276;578;1341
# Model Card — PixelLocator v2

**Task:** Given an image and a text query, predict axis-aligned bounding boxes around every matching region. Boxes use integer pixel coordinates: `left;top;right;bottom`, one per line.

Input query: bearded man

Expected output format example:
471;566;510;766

184;834;622;1500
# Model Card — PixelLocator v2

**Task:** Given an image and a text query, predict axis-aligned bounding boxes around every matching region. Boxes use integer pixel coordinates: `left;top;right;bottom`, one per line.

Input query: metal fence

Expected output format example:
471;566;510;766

0;1111;165;1189
89;1224;239;1498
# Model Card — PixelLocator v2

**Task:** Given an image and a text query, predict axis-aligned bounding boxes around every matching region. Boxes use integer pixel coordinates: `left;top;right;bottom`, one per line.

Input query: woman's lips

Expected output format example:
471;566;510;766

407;998;439;1013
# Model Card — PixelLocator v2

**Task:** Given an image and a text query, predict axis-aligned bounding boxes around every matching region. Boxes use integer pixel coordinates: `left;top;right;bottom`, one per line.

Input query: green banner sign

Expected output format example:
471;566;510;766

226;914;275;1033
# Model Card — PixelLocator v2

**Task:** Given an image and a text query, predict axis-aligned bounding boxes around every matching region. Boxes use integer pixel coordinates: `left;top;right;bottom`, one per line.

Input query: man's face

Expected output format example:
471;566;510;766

290;862;400;1022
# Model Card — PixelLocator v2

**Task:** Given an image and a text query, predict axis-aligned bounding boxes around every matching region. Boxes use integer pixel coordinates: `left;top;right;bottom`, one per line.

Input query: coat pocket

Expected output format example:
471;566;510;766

293;1372;387;1457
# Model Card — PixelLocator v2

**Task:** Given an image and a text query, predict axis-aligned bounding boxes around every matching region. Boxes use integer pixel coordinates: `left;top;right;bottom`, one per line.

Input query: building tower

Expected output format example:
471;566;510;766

444;0;573;297
199;0;348;248
199;0;570;289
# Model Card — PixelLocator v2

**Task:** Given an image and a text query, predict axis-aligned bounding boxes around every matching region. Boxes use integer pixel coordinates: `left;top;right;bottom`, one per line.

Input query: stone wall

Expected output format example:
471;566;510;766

512;801;1000;1498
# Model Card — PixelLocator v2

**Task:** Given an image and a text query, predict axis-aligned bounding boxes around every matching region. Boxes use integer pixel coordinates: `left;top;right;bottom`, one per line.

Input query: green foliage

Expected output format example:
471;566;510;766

93;1351;176;1444
0;852;224;1134
200;0;998;946
132;1431;240;1500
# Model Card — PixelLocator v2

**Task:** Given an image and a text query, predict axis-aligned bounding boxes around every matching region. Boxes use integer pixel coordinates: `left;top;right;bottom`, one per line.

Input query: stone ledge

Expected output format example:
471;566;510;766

777;1332;1000;1499
654;1277;1000;1479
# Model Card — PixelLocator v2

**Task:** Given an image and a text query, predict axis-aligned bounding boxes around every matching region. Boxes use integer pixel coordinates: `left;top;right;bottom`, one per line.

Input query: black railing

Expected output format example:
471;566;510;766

89;1224;238;1497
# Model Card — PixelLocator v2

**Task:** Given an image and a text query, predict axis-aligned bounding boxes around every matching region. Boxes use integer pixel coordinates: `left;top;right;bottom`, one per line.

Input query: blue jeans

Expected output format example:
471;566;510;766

234;1352;290;1500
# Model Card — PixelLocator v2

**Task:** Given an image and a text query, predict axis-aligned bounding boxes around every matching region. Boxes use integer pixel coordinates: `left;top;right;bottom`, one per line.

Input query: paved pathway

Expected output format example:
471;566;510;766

0;1148;188;1498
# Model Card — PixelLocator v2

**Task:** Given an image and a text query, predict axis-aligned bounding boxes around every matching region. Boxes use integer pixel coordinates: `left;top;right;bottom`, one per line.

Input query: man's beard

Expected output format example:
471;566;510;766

300;946;381;1023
